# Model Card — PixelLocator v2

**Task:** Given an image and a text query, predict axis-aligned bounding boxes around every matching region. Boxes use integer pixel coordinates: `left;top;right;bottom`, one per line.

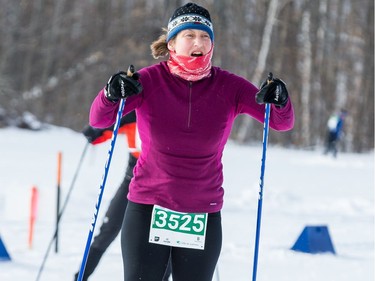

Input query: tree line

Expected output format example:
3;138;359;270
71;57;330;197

0;0;373;152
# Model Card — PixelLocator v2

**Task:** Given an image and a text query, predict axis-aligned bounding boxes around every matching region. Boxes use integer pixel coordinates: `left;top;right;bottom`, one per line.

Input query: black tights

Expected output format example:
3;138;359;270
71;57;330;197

121;201;222;281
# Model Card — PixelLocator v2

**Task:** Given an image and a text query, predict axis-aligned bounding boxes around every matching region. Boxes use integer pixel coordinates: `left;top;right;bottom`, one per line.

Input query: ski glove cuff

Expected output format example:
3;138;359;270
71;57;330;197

104;65;143;102
256;77;289;108
82;125;106;144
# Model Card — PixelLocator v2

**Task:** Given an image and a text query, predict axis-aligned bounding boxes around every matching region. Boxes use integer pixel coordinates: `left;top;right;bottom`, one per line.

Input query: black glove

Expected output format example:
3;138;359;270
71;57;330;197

256;73;289;107
104;65;143;102
82;125;105;143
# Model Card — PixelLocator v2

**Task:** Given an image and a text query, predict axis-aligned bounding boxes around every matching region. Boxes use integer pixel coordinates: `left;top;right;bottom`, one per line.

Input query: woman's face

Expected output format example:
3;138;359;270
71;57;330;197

168;29;212;57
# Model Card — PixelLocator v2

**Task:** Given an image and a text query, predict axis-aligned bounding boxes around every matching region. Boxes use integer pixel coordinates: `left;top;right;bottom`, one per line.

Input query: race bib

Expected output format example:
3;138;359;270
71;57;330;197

149;205;208;250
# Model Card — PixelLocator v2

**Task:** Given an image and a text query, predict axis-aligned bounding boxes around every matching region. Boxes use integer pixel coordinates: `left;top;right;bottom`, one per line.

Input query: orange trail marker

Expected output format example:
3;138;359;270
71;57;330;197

28;186;39;249
55;151;62;253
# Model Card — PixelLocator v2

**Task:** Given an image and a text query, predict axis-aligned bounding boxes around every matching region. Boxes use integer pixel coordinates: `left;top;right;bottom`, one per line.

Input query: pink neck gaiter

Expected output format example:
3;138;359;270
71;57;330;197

167;47;213;81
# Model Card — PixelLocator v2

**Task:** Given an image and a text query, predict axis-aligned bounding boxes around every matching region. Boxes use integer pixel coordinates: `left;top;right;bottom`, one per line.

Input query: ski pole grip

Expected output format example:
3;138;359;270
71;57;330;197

127;65;135;77
266;72;273;84
255;72;274;104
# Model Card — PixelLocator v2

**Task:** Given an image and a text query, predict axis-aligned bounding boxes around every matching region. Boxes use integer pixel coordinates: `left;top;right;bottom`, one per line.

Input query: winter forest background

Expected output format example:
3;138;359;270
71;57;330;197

0;0;373;152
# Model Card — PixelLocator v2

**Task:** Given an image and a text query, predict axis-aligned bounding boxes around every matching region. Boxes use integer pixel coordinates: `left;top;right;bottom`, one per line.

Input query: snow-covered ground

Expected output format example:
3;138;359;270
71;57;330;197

0;126;373;280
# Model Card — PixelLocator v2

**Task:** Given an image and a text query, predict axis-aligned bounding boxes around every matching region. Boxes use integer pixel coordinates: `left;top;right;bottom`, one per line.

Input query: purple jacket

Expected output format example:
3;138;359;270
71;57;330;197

90;62;294;213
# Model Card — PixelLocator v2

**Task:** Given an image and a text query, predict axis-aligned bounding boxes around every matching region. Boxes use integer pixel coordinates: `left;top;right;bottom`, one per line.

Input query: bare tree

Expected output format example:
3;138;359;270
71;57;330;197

236;0;280;142
299;9;312;146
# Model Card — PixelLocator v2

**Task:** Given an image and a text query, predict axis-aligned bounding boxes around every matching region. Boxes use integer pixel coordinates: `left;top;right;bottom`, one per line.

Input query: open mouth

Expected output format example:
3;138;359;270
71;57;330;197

191;52;203;57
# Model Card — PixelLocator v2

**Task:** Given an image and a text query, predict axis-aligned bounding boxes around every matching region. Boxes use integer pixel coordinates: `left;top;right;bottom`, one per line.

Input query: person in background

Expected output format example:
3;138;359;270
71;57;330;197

74;111;171;281
89;2;294;281
324;109;347;157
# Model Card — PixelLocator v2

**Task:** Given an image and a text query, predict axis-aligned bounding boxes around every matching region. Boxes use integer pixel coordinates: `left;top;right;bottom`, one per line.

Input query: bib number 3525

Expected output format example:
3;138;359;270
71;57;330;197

149;205;208;250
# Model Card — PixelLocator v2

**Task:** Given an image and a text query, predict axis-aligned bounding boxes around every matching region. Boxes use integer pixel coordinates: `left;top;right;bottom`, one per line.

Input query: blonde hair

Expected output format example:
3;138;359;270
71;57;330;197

150;28;171;59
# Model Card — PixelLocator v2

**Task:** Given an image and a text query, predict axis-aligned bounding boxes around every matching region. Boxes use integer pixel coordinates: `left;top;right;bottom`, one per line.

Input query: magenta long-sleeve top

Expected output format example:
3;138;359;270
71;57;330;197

90;62;294;213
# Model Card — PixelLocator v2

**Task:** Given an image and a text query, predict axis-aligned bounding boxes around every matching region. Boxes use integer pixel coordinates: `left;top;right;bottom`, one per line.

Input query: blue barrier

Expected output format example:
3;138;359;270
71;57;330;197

291;225;336;254
0;235;11;261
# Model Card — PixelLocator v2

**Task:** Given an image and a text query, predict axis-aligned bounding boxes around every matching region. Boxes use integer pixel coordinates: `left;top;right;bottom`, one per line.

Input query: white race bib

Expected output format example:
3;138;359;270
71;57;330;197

149;205;208;250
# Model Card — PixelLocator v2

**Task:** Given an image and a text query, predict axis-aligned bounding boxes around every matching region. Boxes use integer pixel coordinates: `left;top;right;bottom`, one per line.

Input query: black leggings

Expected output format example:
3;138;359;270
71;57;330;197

121;201;222;281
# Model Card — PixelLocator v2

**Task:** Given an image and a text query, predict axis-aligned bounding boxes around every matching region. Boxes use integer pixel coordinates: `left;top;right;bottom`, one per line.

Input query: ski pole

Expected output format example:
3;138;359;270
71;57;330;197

77;66;134;281
35;141;89;281
252;73;273;281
